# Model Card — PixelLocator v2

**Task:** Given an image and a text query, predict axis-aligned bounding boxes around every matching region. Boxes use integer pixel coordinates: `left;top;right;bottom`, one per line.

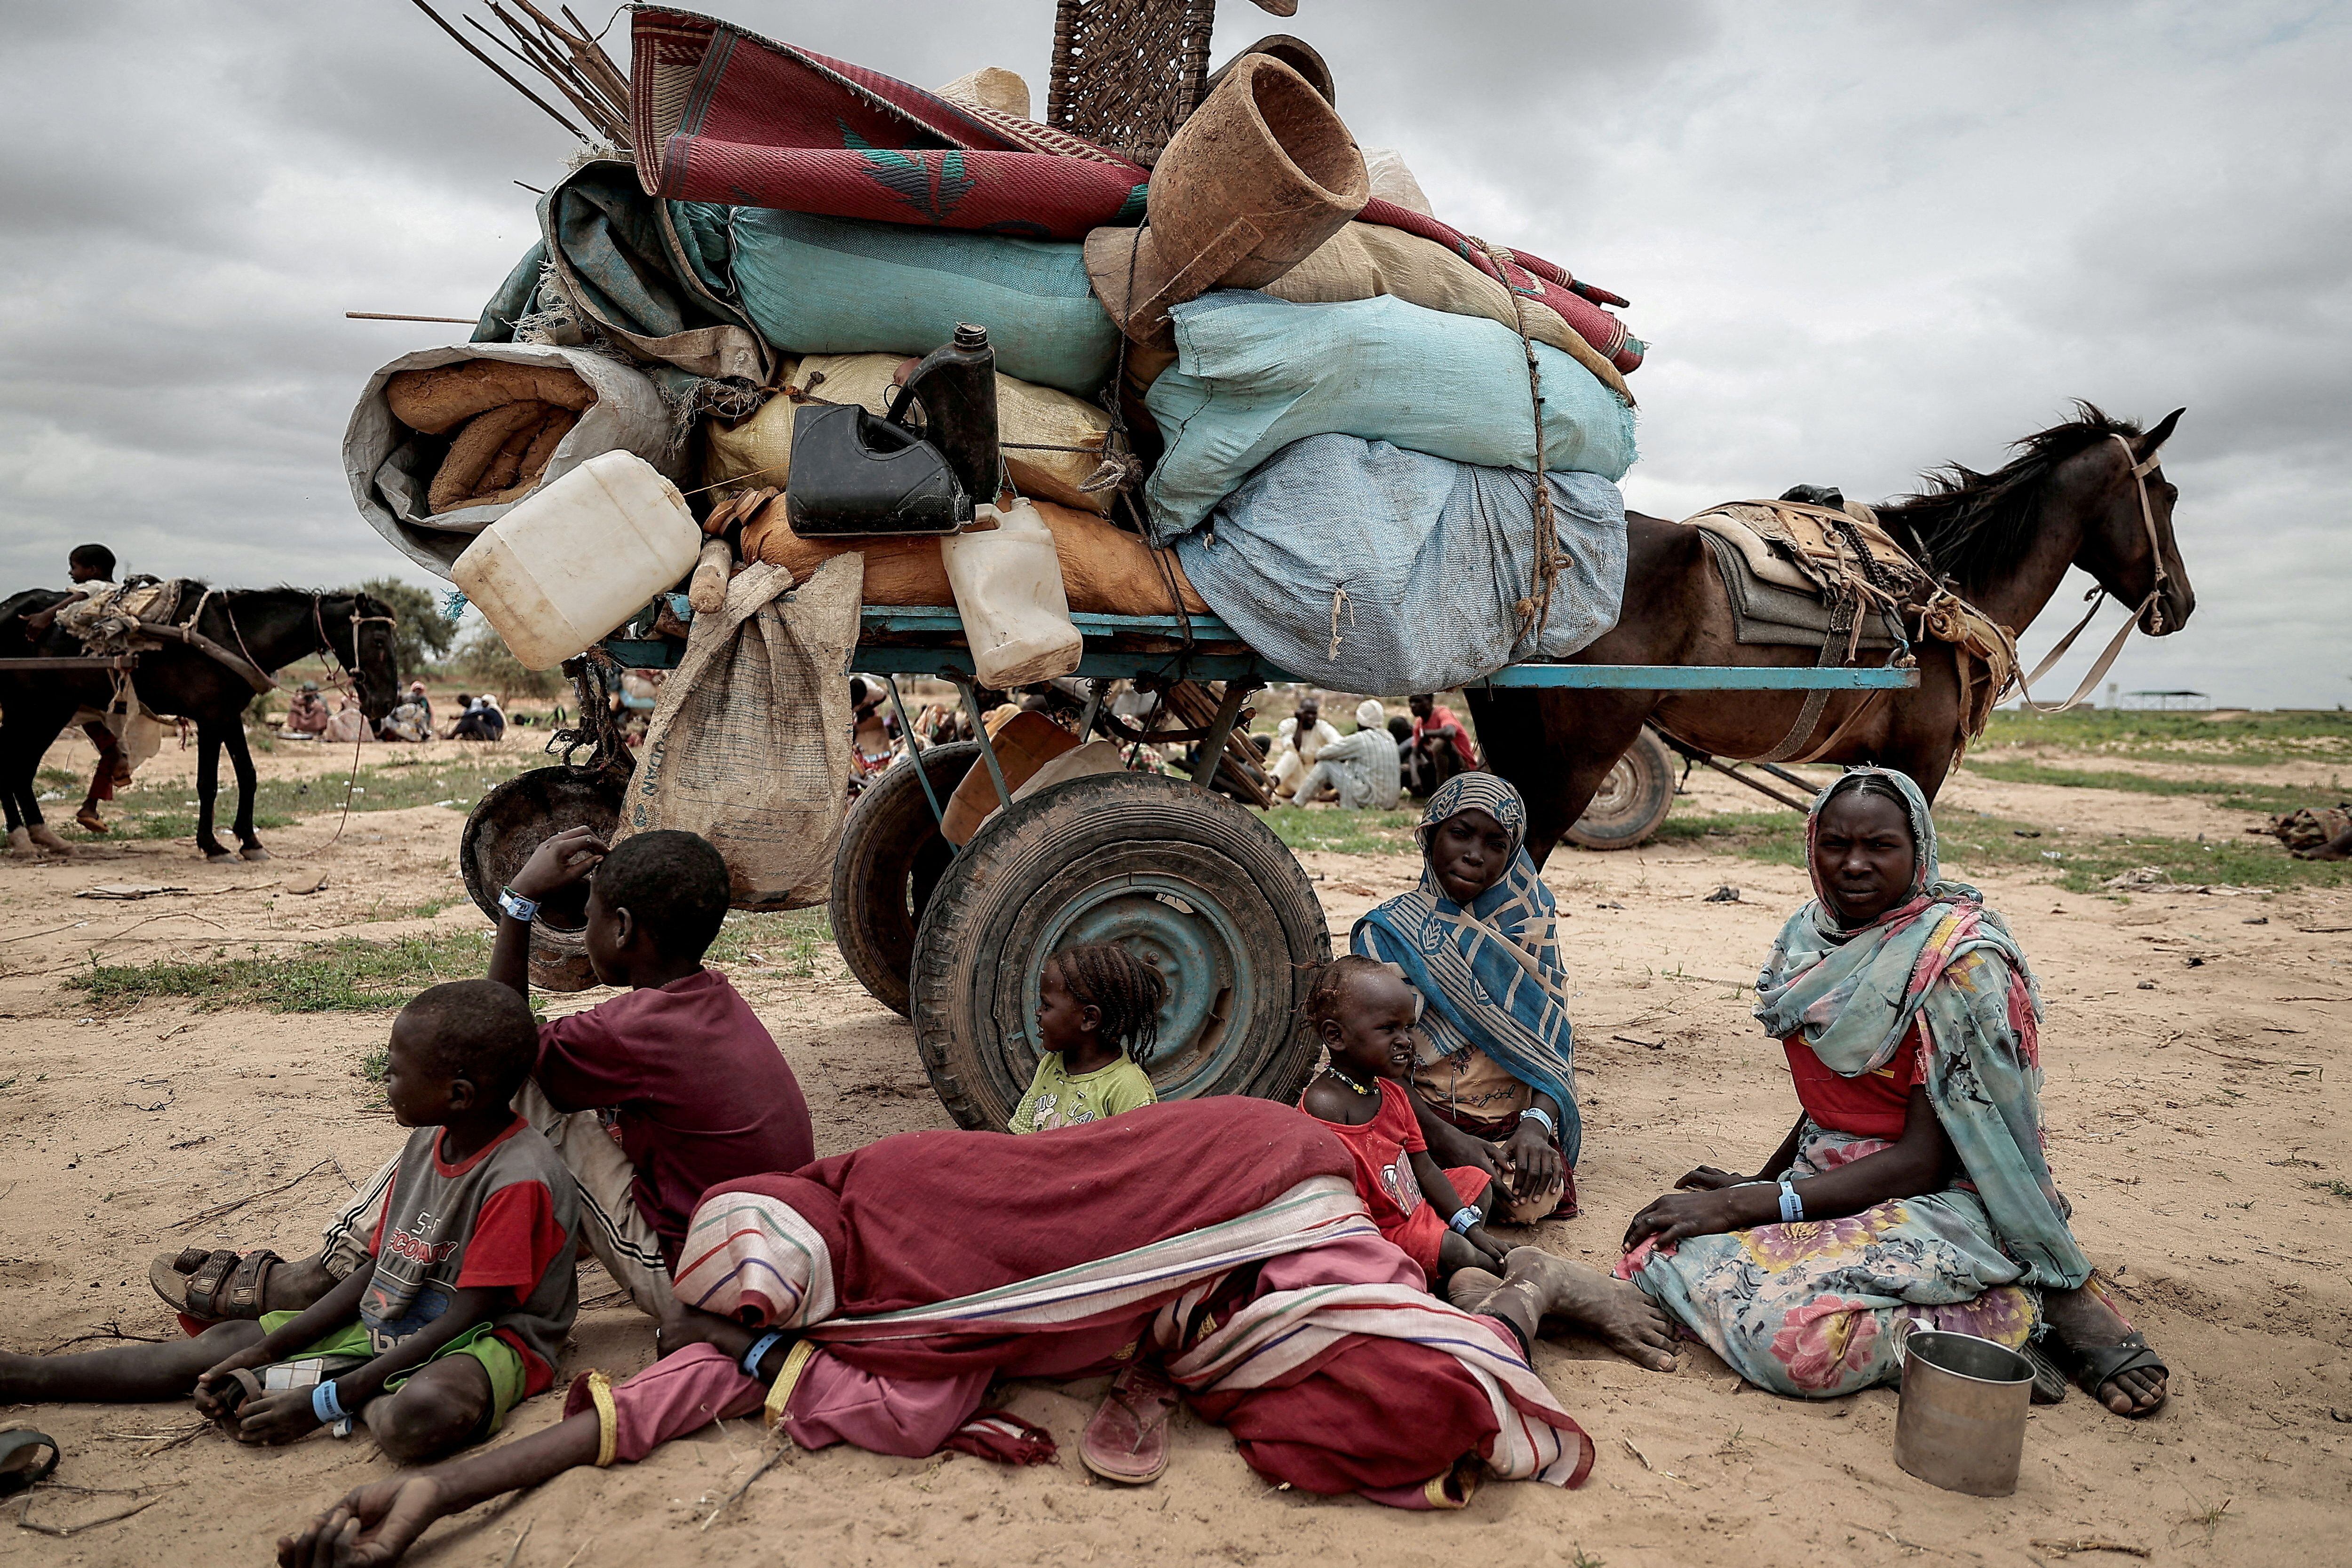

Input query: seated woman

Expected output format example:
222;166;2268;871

1618;768;2169;1415
1353;775;1580;1225
276;1099;1630;1563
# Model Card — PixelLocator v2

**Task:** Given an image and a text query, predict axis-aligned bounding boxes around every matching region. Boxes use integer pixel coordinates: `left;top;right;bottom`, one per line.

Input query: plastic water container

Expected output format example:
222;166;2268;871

940;498;1082;688
452;451;700;670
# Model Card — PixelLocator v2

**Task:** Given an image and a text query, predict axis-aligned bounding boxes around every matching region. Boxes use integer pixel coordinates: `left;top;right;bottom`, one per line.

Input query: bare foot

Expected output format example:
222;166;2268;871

26;823;71;853
2042;1278;2168;1416
276;1475;445;1567
1446;1266;1503;1315
1489;1246;1677;1371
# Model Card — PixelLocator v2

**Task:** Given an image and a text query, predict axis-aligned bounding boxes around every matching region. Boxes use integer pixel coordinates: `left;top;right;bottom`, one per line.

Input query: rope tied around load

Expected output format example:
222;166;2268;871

1470;238;1565;643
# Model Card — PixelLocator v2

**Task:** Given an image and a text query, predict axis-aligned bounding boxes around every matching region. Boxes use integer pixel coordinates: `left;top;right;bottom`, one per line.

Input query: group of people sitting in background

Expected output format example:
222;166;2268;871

0;751;2169;1558
282;680;508;747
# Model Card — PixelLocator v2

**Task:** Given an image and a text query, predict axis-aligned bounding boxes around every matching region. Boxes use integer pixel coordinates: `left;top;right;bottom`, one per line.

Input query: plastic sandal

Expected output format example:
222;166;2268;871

1080;1361;1179;1485
0;1430;60;1497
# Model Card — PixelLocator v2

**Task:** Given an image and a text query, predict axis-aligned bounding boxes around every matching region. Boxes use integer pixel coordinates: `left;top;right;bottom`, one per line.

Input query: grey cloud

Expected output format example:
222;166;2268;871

1;0;2345;705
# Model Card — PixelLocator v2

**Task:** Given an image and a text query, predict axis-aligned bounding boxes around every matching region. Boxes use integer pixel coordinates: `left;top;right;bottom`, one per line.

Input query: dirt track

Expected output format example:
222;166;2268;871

3;732;2348;1566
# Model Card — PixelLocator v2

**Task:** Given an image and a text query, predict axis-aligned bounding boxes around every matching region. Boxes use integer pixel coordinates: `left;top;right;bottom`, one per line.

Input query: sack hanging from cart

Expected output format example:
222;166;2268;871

621;554;864;910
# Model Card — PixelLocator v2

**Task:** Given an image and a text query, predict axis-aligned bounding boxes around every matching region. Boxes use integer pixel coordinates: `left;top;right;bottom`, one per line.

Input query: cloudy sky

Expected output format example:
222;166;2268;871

3;1;2344;706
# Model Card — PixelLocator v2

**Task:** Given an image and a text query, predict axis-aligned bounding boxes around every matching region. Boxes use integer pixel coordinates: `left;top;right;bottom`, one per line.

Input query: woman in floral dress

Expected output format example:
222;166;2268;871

1618;768;2169;1416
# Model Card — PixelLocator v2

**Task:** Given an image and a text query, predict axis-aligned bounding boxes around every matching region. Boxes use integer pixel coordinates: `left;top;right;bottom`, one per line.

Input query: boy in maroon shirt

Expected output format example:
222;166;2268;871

154;829;813;1324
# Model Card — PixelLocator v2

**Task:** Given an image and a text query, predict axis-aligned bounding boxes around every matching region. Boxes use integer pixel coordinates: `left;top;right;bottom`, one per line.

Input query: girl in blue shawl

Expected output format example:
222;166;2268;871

1353;774;1581;1224
1616;768;2168;1415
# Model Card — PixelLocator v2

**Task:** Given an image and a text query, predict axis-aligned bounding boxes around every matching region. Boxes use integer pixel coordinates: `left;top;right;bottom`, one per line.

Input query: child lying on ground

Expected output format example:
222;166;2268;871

1;981;579;1463
1008;943;1163;1132
1297;955;1510;1286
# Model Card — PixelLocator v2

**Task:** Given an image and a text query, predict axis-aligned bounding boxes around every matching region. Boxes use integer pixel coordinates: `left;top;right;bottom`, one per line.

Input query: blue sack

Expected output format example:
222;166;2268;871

1173;433;1629;695
1142;292;1638;543
667;203;1121;396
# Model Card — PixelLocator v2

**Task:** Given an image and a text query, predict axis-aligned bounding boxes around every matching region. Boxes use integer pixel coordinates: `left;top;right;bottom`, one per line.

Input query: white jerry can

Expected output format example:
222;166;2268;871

940;497;1083;687
452;450;701;670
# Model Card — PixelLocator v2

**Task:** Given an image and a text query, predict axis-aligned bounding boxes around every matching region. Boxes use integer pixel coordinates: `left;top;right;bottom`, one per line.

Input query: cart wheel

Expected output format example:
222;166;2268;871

461;766;625;992
1563;728;1677;851
829;741;977;1017
910;771;1330;1130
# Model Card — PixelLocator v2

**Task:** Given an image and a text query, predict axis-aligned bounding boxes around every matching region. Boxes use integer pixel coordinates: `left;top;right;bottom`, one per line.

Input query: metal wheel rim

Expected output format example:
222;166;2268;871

1019;873;1255;1101
1584;756;1639;819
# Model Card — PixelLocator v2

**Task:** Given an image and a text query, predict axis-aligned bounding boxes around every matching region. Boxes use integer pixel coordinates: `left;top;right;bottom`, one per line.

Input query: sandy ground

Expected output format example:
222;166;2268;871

4;735;2349;1567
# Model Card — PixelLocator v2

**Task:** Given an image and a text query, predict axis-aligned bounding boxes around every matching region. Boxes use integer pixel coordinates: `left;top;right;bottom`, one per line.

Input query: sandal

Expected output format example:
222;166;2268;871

150;1247;279;1321
1080;1361;1179;1485
2021;1340;2069;1405
2064;1331;2169;1416
74;808;109;835
0;1430;60;1497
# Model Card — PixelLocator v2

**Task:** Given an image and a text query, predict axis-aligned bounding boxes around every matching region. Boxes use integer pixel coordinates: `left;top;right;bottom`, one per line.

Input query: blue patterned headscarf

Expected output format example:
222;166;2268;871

1351;773;1581;1165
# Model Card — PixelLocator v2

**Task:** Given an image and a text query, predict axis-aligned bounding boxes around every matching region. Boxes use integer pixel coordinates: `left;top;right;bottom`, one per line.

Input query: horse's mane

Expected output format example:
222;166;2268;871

1879;402;2141;587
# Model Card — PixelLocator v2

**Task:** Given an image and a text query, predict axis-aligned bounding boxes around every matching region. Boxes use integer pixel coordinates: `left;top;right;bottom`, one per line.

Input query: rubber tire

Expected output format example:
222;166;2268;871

1563;728;1677;851
829;741;978;1017
910;771;1330;1130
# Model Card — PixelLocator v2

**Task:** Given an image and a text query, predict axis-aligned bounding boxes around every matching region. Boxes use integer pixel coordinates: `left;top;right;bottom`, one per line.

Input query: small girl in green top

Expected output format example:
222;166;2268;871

1009;943;1165;1132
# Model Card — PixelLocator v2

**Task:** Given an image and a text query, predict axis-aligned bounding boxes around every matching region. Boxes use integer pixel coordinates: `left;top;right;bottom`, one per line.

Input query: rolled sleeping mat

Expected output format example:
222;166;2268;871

344;343;680;580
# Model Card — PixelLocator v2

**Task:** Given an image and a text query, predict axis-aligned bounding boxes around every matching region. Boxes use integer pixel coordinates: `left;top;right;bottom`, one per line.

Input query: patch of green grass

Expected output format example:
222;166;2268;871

360;1045;391;1082
707;909;832;978
68;931;495;1013
1653;806;2352;895
1959;758;2324;814
39;766;79;789
1978;708;2352;765
1252;807;1419;856
2310;1179;2352;1201
91;756;540;841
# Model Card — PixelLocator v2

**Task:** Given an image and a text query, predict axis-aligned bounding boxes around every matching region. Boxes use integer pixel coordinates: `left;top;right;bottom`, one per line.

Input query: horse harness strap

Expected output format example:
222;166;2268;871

1994;434;2169;715
121;589;275;694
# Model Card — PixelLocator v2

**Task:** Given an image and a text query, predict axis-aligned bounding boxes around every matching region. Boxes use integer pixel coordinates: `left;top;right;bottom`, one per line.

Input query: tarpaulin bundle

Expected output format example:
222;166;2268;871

631;6;1149;240
1357;198;1645;375
622;7;1641;376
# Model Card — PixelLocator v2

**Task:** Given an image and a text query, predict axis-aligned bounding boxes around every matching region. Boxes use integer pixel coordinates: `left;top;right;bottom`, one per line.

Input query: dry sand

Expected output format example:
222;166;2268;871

3;737;2349;1566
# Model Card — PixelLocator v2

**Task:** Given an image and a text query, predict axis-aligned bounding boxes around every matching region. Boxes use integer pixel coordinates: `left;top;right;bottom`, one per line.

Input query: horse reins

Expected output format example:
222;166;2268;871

313;595;401;849
1989;433;2173;715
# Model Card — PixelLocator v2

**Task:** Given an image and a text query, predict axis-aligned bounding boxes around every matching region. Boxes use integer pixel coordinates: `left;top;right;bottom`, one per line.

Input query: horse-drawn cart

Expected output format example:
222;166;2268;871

464;608;1913;1131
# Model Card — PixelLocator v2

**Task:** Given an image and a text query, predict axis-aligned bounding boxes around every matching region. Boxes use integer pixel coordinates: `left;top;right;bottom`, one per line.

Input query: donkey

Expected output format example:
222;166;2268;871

1474;406;2196;866
0;587;401;860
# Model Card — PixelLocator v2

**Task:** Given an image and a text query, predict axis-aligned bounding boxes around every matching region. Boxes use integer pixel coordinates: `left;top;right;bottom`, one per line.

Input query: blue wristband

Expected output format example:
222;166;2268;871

498;886;540;923
1449;1205;1479;1235
741;1330;786;1380
312;1379;347;1424
1518;1106;1556;1138
1778;1178;1805;1224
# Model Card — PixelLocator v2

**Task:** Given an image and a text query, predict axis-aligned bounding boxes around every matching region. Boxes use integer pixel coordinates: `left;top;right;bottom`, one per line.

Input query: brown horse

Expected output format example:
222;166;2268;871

1473;405;2196;865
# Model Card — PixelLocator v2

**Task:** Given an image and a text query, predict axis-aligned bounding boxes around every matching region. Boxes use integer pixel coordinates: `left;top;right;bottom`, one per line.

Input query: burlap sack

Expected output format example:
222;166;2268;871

1263;221;1631;404
620;553;864;910
739;497;1208;615
705;354;1115;512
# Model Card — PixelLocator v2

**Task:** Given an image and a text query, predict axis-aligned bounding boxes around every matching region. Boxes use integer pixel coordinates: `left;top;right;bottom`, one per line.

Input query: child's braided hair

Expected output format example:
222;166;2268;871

1054;942;1167;1062
1302;953;1397;1035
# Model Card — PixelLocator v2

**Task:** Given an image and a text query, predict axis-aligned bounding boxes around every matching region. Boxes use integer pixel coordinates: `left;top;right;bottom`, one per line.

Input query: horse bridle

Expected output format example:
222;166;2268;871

2001;433;2174;714
311;594;401;710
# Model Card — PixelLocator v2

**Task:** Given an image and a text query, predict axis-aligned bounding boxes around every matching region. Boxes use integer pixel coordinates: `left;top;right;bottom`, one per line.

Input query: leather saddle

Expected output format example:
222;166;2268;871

1685;499;1923;652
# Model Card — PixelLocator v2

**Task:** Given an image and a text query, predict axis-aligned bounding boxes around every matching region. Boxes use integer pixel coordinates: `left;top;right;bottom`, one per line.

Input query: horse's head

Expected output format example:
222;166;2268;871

334;593;404;724
2076;408;2196;636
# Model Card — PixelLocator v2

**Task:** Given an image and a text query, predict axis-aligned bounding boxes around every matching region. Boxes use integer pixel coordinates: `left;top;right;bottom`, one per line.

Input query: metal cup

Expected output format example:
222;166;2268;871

1892;1329;2034;1496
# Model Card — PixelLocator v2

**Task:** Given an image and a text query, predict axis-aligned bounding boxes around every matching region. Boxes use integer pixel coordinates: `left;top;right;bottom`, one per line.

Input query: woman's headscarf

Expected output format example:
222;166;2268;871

1351;773;1580;1165
1753;766;2087;1288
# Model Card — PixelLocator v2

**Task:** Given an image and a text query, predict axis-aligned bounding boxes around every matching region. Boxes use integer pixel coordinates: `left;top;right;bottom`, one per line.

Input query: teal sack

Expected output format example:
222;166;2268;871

668;204;1120;396
1142;292;1638;542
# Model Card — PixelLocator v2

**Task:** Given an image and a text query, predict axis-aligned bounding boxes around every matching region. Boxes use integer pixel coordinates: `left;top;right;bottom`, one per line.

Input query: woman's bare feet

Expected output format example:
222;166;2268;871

275;1475;446;1567
2042;1277;2168;1416
1482;1247;1677;1371
1446;1266;1504;1315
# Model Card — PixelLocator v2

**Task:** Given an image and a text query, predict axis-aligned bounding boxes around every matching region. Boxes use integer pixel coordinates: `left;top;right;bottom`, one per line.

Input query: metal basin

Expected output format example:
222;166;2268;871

459;766;625;993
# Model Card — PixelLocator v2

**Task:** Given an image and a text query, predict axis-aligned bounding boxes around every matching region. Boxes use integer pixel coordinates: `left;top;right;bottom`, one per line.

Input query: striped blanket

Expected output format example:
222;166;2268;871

669;1098;1594;1497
